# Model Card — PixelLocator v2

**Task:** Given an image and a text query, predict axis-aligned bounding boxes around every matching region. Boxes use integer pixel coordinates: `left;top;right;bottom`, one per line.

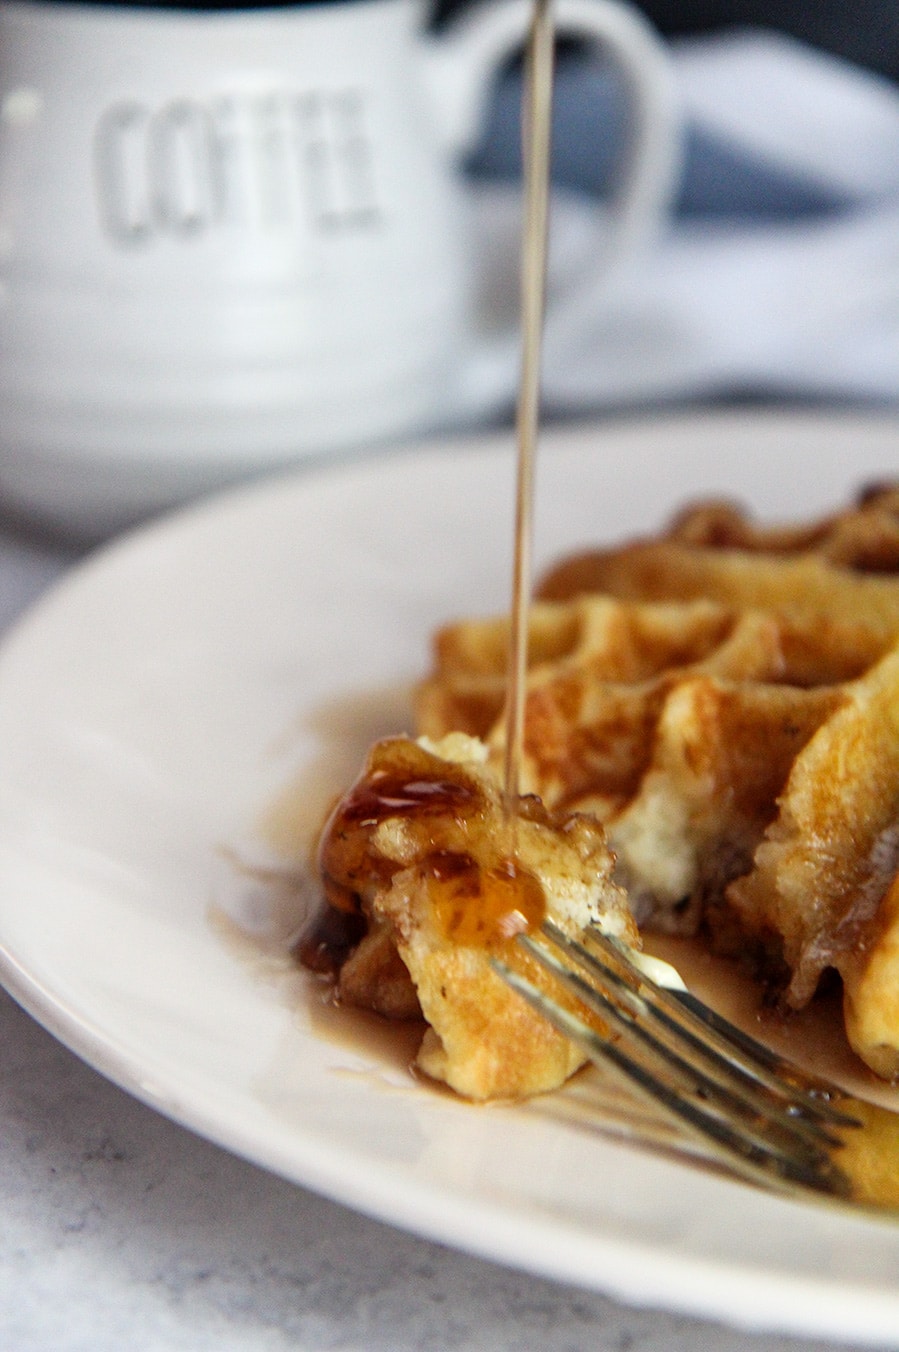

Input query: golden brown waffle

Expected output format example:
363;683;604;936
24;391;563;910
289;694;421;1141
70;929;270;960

665;483;899;566
299;732;637;1100
416;486;899;1079
538;486;899;638
729;645;899;1078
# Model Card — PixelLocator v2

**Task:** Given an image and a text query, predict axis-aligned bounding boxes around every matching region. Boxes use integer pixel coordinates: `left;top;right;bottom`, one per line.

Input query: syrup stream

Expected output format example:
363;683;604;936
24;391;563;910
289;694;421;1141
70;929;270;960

503;0;556;811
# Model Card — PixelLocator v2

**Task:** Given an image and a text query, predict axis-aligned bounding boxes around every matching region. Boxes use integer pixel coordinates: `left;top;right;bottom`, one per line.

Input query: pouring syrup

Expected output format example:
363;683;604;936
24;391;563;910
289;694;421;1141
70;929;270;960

503;0;556;812
299;0;559;973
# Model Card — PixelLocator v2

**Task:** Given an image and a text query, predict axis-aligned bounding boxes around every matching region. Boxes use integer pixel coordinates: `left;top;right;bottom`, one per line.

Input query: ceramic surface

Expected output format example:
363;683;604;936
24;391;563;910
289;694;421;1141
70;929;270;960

2;411;899;1343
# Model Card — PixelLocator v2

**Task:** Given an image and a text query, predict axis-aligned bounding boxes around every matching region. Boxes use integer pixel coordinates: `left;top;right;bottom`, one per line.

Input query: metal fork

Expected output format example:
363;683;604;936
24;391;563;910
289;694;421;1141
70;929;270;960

491;919;870;1203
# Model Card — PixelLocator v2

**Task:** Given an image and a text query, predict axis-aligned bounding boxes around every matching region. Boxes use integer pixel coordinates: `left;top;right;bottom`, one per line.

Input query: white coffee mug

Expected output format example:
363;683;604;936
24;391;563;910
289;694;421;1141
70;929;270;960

0;0;678;535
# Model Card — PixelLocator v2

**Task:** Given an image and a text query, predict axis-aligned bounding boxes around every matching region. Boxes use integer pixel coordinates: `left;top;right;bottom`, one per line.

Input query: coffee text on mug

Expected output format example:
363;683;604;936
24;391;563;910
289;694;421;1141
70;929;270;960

93;88;382;245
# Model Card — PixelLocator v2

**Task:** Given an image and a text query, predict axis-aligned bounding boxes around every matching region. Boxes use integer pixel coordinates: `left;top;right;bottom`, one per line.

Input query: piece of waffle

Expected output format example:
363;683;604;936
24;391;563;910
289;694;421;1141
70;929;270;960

729;644;899;1078
299;732;637;1100
416;486;899;1079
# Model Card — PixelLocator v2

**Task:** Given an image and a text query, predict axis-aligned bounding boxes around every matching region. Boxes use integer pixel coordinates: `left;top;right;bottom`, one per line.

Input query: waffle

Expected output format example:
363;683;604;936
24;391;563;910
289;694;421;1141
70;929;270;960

664;483;899;566
417;485;899;1080
728;644;899;1078
298;732;636;1100
538;487;899;639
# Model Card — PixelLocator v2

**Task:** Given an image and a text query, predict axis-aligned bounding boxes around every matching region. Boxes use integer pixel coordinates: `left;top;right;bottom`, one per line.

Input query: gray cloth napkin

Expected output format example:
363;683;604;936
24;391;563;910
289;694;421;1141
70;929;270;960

454;27;899;412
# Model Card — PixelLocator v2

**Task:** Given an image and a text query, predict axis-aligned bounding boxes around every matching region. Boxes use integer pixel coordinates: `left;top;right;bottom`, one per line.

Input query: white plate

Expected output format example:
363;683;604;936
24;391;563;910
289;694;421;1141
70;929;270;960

2;409;899;1344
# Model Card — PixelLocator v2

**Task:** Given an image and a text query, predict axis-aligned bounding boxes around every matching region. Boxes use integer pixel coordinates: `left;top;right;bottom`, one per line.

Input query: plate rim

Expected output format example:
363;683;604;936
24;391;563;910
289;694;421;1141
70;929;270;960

3;407;899;1343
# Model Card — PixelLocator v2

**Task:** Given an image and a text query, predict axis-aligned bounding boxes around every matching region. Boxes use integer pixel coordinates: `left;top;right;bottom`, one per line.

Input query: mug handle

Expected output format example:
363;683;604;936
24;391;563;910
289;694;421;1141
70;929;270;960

421;0;680;273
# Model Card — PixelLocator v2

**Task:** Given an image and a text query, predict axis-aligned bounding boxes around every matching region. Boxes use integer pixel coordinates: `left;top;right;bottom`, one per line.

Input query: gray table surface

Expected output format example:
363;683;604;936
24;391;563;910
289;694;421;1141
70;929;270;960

0;520;889;1352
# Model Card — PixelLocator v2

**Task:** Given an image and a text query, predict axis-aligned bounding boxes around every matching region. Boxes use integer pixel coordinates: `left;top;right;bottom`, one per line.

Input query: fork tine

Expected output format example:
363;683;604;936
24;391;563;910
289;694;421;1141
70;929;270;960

491;930;855;1198
516;935;837;1163
525;929;843;1158
577;924;858;1123
550;921;859;1131
493;953;848;1195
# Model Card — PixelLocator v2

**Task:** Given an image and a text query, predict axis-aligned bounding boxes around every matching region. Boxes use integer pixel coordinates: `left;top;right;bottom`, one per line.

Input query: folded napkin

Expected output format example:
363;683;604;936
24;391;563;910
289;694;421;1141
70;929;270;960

454;27;899;414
